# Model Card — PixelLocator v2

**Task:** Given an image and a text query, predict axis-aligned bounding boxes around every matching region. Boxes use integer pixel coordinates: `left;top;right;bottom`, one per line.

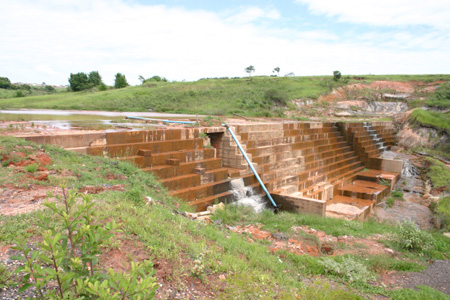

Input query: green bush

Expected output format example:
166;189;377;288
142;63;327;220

319;256;375;283
24;163;38;173
12;188;157;299
396;220;435;252
14;90;26;98
264;89;288;106
114;73;129;89
0;76;12;89
437;196;450;230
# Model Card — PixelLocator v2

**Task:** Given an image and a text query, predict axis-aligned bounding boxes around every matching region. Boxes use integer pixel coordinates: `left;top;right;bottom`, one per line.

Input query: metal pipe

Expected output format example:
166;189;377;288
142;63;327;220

126;116;196;124
222;123;278;208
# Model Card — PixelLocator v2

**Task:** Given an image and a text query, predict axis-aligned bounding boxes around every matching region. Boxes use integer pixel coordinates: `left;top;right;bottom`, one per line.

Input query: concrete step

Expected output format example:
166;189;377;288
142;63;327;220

201;168;229;184
117;155;144;167
87;138;204;157
170;174;257;203
142;157;223;179
297;160;364;192
356;169;400;189
301;165;365;198
149;148;215;166
247;136;346;157
160;173;201;191
339;180;390;202
326;195;373;221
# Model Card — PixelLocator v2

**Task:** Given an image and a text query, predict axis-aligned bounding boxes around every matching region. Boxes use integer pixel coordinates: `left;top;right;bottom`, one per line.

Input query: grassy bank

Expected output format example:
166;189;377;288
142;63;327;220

1;135;449;299
2;74;450;117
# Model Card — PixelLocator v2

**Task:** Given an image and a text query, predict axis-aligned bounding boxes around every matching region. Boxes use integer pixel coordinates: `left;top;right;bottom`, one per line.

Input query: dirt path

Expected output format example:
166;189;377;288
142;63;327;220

383;260;450;296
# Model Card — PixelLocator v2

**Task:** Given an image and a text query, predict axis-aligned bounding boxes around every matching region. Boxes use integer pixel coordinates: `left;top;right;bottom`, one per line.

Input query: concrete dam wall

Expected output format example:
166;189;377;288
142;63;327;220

24;121;402;220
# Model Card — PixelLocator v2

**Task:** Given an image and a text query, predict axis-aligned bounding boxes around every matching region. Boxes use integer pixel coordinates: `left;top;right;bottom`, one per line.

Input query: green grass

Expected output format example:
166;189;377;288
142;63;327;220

426;158;450;189
388;285;450;300
1;74;450;117
426;81;450;109
409;109;450;133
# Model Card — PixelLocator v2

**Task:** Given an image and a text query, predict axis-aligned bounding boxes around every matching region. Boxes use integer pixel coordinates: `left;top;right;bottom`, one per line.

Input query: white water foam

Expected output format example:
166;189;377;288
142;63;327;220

230;178;267;213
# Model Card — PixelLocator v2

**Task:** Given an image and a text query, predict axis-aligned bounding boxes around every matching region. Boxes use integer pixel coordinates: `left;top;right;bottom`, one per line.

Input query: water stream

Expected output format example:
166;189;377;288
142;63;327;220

230;178;267;213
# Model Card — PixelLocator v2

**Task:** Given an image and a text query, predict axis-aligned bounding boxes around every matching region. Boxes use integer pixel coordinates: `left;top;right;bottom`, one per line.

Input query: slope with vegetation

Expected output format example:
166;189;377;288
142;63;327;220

2;74;450;117
0;136;449;299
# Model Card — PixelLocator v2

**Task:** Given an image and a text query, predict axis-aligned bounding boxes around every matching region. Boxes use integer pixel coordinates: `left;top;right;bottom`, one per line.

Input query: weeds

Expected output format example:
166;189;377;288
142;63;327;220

0;263;11;289
395;220;435;252
24;163;38;173
319;256;375;283
12;187;157;299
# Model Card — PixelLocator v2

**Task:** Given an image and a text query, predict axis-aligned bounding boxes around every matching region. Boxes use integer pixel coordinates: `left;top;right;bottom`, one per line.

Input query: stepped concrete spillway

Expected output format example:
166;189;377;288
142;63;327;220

23;121;402;220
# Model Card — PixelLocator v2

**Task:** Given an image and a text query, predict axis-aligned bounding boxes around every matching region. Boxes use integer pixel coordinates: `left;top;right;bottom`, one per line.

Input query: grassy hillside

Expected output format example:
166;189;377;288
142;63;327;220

2;74;450;117
1;136;450;299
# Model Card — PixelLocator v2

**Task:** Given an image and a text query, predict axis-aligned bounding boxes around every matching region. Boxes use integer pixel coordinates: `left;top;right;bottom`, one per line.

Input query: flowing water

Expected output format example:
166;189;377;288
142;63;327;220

230;178;267;213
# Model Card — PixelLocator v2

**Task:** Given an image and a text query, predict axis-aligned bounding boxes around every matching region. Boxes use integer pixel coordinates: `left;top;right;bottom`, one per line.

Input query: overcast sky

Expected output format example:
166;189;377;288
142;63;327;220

1;0;449;86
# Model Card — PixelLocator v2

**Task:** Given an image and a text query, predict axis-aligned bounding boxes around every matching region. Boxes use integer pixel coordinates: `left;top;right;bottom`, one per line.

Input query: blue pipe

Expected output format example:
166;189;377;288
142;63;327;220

223;123;278;208
126;116;196;124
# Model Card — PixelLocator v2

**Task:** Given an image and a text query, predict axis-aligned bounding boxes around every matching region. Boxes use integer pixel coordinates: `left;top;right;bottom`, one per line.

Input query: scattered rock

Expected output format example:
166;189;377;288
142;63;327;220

207;202;225;214
79;184;124;194
271;232;288;240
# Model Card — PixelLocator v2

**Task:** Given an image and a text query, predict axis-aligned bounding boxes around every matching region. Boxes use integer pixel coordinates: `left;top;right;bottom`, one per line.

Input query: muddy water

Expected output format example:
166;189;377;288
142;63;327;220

0;109;200;131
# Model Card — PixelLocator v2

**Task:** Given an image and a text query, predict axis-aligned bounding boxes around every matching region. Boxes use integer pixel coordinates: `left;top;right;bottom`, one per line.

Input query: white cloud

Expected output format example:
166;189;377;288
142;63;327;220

226;6;281;24
296;0;450;28
0;0;449;86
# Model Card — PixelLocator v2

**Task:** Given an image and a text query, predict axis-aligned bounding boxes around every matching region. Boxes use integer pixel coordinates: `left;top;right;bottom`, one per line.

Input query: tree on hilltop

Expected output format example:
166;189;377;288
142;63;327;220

114;73;129;89
0;77;12;89
245;65;255;77
333;70;342;81
88;71;102;86
68;73;91;91
273;67;280;76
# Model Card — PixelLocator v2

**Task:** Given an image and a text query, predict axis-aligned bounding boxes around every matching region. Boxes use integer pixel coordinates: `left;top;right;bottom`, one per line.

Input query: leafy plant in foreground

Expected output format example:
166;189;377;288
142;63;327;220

319;256;375;283
396;220;435;252
12;187;157;299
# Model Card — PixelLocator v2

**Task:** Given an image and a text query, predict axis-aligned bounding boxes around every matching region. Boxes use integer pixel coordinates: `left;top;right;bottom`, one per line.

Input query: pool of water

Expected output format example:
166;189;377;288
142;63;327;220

0;109;199;131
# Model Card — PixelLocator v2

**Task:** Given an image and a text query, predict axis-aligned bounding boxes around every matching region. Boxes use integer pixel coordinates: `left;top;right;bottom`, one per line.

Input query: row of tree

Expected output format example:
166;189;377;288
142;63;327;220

245;66;342;80
68;72;128;92
244;66;282;77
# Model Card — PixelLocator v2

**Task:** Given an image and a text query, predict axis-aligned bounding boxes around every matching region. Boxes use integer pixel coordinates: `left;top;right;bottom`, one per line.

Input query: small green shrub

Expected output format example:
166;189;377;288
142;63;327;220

0;263;11;288
24;163;38;173
12;188;157;299
392;190;404;199
436;196;450;230
396;220;435;252
319;256;375;283
386;197;395;208
264;89;288;106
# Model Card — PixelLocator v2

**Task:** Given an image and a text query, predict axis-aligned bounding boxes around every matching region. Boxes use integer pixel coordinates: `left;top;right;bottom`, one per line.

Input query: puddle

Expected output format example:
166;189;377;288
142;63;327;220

0;109;200;132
